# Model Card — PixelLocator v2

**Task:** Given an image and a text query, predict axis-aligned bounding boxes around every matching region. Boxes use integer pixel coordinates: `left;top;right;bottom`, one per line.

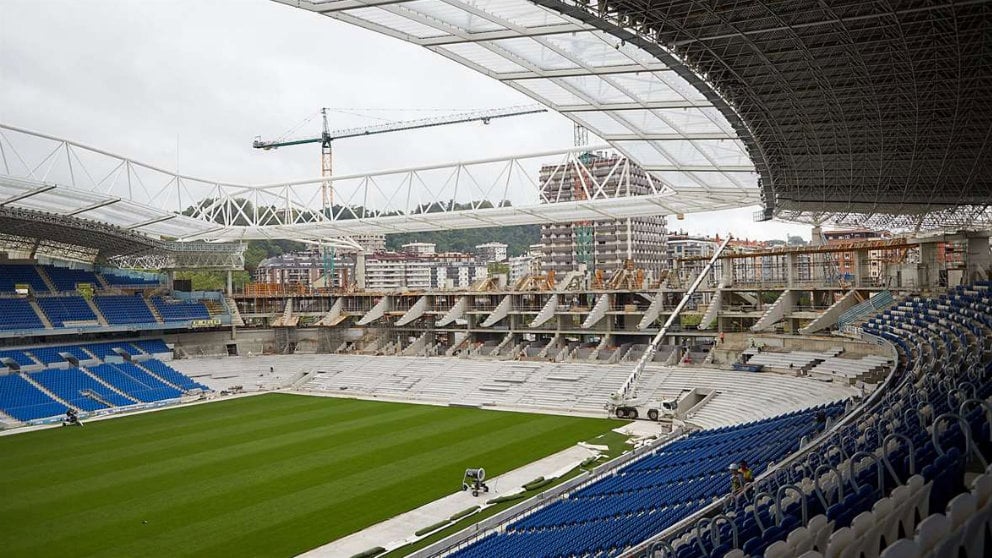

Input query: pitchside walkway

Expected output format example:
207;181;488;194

296;419;667;557
297;445;595;557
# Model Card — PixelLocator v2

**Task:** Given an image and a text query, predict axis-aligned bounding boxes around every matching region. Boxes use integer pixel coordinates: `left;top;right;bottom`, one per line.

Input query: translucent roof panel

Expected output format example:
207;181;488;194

439;42;529;73
403;1;506;33
343;8;449;39
487;37;579;70
285;0;760;195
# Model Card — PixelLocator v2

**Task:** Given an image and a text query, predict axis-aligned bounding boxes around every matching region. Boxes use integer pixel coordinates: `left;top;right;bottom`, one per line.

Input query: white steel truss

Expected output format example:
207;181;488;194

275;0;759;194
0;124;758;244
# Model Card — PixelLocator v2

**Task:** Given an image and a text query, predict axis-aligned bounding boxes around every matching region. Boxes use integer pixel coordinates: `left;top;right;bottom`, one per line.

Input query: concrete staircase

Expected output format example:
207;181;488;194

445;332;471;356
35;266;58;292
395;296;429;326
315;298;342;327
697;285;723;330
28;299;53;329
356;296;389;326
537;333;560;359
480;295;512;327
751;289;797;332
143;297;165;324
271;299;298;327
581;294;610;329
400;332;430;356
80;367;140;404
84;297;110;326
134;361;184;392
588;334;612;360
19;373;72;409
529;295;558;327
0;408;21;427
490;332;514;357
436;296;468;327
224;295;245;327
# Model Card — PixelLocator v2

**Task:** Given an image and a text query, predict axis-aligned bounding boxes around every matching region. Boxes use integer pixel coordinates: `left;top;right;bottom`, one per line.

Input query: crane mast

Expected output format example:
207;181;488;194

256;104;546;213
320;108;333;210
253;104;547;290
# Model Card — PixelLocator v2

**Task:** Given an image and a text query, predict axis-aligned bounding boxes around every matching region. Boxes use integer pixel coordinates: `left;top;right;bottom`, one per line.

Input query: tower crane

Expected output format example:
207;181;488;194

252;104;546;291
253;105;547;210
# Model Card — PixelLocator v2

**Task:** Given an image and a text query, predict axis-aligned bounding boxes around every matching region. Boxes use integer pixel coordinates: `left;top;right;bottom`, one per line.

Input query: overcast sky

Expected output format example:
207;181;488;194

0;0;811;242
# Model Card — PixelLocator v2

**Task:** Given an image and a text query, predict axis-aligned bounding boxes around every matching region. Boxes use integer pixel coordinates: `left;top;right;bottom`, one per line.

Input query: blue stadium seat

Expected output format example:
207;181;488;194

84;342;139;360
27;345;92;365
133;339;169;354
0;350;36;367
140;359;208;391
0;298;45;330
42;266;100;292
0;374;64;421
86;363;182;402
0;264;49;293
150;297;211;322
30;368;134;410
450;404;840;558
93;295;156;325
35;295;98;326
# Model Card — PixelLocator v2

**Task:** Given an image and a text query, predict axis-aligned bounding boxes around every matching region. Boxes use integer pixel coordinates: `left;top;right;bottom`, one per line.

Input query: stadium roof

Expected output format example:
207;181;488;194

542;0;992;229
275;0;759;193
283;0;992;230
0;125;758;247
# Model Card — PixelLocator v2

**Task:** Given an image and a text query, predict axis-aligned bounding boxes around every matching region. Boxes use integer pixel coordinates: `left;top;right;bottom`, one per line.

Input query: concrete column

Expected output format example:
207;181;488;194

355;253;367;291
721;257;734;287
853;248;869;288
787;253;797;288
226;270;233;296
917;242;939;290
810;225;824;246
966;234;991;283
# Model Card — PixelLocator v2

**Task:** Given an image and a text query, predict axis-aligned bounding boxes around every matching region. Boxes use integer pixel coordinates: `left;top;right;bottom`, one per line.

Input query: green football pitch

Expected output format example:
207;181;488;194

0;393;617;557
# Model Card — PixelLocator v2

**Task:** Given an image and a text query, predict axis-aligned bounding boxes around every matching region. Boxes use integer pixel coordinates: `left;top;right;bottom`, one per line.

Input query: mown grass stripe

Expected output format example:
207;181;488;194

0;393;614;558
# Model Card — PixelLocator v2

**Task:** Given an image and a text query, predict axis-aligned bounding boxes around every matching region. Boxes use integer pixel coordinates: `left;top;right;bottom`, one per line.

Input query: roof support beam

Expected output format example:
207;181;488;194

497;64;672;80
65;198;121;216
554;100;712;112
0;184;56;206
126;214;176;230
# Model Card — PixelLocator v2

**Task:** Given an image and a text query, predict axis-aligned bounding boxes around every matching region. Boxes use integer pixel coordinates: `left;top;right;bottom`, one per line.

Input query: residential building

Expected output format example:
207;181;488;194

476;242;508;263
538;153;667;279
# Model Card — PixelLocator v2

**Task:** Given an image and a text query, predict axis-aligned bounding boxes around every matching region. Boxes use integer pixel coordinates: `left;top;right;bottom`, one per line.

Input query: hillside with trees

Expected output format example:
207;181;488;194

385;225;540;257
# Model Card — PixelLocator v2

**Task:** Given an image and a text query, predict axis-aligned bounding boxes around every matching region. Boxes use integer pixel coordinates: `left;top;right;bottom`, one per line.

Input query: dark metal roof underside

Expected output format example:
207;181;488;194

578;0;992;224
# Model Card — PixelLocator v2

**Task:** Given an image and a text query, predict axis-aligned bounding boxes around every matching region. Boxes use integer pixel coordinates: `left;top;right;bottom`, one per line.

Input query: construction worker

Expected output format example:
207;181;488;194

729;463;743;493
739;460;753;484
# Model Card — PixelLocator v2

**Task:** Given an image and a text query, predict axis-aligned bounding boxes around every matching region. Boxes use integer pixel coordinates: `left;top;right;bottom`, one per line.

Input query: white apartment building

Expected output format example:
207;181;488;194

476;242;508;263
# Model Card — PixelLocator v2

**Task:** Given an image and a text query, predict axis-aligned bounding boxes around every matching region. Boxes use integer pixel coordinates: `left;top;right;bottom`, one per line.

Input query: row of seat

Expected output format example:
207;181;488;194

0;298;45;330
151;297;211;322
0;358;208;421
0;263;160;293
449;404;845;558
35;295;98;326
0;293;212;331
646;281;992;558
0;339;172;369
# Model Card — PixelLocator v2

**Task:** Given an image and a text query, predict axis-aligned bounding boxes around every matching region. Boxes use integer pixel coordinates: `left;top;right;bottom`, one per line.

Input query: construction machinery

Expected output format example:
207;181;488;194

461;468;489;497
253;105;547;289
253;105;547;210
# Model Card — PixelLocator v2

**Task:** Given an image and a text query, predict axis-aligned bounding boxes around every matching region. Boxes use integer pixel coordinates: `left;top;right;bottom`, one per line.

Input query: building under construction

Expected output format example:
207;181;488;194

538;153;667;282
